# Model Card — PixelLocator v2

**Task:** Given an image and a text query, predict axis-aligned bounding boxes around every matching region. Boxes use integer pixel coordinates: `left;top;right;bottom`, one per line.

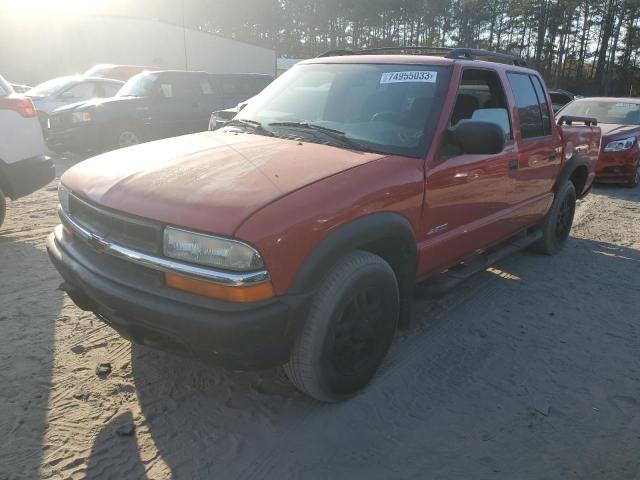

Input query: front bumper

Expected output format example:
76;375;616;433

47;124;103;154
0;155;55;200
47;224;309;370
595;149;639;184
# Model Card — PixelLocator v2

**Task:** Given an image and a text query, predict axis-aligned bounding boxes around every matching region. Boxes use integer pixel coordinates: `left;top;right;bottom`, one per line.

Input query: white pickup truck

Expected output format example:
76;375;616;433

0;75;55;228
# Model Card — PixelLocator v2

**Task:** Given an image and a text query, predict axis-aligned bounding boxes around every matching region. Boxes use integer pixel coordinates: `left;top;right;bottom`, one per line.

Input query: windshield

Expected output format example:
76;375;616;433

117;73;157;97
27;77;75;97
236;63;450;157
560;100;640;125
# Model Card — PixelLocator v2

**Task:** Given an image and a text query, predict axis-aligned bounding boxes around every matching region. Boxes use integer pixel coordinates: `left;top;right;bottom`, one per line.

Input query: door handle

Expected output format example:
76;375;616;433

548;152;557;162
509;159;518;171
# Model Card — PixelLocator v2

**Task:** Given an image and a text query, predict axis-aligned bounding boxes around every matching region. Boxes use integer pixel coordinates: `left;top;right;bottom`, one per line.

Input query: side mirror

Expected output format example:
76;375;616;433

447;120;505;155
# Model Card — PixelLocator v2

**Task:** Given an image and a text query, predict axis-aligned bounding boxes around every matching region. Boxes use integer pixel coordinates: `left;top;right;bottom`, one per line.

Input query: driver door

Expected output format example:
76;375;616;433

421;68;517;275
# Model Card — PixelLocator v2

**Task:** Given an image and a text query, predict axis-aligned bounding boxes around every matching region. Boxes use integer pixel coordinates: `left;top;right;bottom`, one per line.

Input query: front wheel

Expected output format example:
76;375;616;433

115;125;142;149
284;251;399;402
0;186;5;229
531;181;576;255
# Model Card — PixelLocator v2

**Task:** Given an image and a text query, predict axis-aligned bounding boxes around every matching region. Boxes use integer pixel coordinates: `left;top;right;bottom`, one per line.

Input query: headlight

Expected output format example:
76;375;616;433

58;184;69;212
71;111;92;123
604;136;636;152
163;227;264;271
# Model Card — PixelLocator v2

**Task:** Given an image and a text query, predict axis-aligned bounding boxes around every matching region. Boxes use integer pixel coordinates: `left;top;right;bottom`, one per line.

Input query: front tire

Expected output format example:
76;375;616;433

531;181;576;255
115;125;142;149
284;251;399;402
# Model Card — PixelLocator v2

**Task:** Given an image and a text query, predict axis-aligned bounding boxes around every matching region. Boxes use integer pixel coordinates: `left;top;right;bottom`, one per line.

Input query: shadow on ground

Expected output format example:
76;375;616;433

78;235;640;479
0;236;64;479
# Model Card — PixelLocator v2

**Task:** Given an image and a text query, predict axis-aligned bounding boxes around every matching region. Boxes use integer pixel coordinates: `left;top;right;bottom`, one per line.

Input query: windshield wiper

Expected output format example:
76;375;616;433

226;119;274;137
268;121;367;151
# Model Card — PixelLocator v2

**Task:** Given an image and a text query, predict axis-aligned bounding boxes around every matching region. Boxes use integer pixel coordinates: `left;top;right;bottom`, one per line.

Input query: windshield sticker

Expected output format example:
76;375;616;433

380;71;438;84
615;102;636;109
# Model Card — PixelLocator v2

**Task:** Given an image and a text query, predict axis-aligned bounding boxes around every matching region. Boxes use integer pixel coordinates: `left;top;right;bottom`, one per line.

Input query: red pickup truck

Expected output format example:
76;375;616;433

47;48;601;402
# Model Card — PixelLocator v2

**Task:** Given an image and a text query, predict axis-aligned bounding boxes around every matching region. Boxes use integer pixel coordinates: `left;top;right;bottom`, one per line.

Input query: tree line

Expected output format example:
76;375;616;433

183;0;640;96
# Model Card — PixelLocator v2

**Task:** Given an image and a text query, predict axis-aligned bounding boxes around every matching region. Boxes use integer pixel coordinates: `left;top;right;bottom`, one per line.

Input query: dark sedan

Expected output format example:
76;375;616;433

47;70;272;154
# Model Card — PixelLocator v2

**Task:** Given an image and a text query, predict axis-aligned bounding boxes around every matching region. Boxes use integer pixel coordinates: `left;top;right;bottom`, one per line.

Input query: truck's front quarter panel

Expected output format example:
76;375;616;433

234;156;426;296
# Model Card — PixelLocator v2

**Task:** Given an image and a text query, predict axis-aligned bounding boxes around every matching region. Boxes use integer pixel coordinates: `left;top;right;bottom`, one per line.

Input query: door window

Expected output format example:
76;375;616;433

507;73;547;139
443;68;511;156
157;75;192;99
62;82;98;100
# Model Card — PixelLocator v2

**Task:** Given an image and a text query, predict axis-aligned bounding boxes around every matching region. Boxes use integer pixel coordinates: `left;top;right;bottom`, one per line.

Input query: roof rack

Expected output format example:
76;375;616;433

317;46;528;67
318;46;453;58
445;48;528;67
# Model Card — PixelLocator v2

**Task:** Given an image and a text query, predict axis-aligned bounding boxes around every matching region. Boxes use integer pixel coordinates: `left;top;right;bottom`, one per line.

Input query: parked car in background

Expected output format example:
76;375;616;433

26;76;124;132
47;71;273;154
558;97;640;187
48;49;600;402
549;89;578;113
0;75;55;229
209;98;252;131
10;83;32;94
84;64;157;82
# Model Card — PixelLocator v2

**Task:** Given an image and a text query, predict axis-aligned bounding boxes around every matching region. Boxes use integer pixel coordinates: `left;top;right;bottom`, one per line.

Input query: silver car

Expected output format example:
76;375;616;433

26;76;124;131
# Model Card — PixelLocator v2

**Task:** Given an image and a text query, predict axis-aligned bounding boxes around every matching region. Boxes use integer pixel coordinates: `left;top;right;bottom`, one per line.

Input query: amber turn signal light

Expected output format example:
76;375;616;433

165;273;275;302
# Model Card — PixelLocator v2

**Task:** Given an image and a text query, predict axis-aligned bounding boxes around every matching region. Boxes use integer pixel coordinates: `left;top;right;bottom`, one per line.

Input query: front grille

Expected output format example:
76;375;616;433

69;194;163;254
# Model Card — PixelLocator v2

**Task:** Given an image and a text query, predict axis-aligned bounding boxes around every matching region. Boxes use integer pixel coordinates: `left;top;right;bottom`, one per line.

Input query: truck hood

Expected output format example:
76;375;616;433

62;130;387;235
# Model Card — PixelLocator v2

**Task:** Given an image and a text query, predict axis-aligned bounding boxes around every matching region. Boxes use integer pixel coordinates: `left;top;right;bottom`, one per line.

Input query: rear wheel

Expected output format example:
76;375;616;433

531;181;576;255
284;251;399;402
0;186;6;229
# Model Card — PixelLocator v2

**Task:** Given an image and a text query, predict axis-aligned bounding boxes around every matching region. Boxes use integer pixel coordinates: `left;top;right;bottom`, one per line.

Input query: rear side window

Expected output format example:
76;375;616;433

531;76;551;135
196;77;215;96
220;77;241;95
507;73;545;139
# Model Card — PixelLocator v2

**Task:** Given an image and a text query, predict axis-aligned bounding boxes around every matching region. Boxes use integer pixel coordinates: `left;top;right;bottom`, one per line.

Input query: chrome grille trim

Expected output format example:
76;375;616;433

57;206;270;287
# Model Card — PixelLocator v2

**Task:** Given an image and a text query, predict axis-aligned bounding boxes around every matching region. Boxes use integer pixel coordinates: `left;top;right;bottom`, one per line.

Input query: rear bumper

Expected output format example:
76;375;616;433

46;226;309;370
47;124;102;154
595;149;639;183
0;155;55;199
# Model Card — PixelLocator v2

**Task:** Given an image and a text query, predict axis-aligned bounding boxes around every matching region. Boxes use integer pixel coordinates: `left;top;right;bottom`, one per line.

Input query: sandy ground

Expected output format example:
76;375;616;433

0;157;639;480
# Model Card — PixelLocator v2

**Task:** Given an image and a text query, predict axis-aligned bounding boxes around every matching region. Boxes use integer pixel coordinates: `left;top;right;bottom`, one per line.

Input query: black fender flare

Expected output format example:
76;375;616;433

555;153;592;197
288;212;418;327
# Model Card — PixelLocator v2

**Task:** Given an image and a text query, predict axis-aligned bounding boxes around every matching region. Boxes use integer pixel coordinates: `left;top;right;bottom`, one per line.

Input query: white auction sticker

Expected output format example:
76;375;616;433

380;71;438;84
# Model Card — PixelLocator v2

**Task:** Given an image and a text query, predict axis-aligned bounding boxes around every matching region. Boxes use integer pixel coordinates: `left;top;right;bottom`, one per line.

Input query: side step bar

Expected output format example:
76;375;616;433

414;230;542;299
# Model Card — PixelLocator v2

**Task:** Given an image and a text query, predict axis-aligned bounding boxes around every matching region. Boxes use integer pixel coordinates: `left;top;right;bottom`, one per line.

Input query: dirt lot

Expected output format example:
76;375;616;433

1;157;639;480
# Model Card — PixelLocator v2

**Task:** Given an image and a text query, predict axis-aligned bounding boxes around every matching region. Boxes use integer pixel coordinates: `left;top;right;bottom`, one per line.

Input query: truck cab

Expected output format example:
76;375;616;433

47;49;600;402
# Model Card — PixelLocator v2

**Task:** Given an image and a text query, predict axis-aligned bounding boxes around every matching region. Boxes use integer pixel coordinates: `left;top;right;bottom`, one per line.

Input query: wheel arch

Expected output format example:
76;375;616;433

288;212;418;328
556;154;592;198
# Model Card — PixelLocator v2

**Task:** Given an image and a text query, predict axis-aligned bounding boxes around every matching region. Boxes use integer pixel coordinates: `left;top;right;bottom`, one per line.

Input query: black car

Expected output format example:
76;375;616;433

549;89;579;113
47;70;273;154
